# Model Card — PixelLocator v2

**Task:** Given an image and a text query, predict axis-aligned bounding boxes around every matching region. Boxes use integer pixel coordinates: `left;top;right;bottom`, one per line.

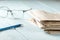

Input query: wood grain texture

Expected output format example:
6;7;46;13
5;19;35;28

45;30;60;34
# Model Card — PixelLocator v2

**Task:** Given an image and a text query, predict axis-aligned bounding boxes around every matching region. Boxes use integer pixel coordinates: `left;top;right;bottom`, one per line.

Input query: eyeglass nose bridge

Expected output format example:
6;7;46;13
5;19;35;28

7;10;12;12
7;10;14;17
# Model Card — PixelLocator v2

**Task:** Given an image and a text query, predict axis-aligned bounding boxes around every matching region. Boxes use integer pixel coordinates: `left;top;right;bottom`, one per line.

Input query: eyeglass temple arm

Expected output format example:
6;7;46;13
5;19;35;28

23;8;32;13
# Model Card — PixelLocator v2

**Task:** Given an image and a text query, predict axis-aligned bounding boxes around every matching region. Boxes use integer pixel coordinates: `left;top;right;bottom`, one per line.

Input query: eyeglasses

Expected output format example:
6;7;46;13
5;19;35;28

0;6;32;20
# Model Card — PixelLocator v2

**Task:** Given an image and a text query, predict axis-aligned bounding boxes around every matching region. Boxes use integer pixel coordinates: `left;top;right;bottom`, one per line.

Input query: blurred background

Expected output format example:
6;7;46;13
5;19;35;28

0;0;60;40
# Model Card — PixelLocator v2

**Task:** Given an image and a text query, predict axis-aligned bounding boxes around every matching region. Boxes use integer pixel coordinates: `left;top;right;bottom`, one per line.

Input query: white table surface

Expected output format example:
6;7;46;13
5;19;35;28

0;16;60;40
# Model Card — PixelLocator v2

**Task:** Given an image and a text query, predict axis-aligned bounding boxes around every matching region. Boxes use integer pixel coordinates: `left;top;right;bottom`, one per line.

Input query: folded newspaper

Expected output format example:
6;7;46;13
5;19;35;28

27;9;60;34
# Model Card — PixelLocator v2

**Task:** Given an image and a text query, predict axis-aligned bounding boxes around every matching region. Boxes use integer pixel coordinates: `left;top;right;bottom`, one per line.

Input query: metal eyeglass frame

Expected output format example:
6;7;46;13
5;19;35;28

0;6;32;19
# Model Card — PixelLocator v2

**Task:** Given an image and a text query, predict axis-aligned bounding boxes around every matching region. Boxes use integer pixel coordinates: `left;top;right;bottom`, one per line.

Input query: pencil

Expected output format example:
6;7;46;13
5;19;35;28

0;24;22;32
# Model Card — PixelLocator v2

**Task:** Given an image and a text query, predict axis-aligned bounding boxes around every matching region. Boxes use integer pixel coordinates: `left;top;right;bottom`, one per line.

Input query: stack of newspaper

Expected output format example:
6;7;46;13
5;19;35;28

27;9;60;34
